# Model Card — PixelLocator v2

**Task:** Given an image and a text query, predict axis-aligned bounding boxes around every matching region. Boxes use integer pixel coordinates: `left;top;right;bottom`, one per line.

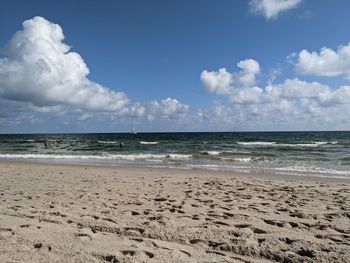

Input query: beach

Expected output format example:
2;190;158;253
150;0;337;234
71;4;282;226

0;161;349;262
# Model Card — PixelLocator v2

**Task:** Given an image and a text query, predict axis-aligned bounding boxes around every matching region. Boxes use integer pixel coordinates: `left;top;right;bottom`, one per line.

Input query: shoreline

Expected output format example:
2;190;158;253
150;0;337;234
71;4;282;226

1;161;349;262
1;159;350;183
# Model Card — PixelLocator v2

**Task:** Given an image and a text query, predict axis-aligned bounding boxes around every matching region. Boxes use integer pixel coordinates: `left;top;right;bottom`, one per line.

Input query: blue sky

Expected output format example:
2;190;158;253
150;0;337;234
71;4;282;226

1;0;350;132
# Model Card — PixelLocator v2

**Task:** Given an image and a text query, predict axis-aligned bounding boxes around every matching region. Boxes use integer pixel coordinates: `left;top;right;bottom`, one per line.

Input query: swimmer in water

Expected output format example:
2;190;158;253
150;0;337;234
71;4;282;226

119;141;124;149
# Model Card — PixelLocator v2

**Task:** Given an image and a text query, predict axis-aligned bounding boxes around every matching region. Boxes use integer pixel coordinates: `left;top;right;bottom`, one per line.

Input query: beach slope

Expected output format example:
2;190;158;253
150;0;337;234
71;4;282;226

0;162;349;262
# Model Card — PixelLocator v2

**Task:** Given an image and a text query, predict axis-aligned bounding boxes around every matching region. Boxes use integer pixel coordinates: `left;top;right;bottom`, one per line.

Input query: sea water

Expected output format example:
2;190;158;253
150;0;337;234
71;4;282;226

0;131;349;178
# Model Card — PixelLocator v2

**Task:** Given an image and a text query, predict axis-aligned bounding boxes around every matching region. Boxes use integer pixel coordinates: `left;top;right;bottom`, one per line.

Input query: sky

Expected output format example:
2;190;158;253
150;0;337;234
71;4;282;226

0;0;350;133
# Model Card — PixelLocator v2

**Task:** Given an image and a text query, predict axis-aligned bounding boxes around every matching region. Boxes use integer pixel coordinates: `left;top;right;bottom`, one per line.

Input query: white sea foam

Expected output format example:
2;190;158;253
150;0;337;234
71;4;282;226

140;141;159;145
0;153;192;161
98;141;117;144
233;157;252;162
277;142;328;147
186;164;250;172
166;154;192;159
273;166;350;176
0;153;106;160
201;150;240;156
206;151;221;155
237;142;276;146
237;141;329;147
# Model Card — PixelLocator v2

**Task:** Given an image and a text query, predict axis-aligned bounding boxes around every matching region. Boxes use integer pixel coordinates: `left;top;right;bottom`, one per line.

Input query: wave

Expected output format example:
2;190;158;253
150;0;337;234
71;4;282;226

227;156;269;162
237;141;329;147
277;142;328;147
237;142;276;146
273;166;350;176
165;153;192;159
19;139;61;143
15;139;41;143
201;151;221;155
0;153;192;161
233;157;252;162
186;164;250;172
98;141;117;144
140;141;159;145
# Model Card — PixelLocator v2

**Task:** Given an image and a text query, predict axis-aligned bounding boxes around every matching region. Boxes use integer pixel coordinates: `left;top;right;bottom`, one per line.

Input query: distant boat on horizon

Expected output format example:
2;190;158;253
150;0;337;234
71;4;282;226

131;128;137;134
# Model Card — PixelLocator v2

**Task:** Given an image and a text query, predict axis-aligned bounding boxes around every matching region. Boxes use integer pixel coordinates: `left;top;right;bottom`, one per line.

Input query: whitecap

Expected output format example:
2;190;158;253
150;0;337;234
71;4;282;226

140;141;159;145
98;141;117;144
237;142;276;146
201;151;221;155
233;157;252;162
277;142;328;147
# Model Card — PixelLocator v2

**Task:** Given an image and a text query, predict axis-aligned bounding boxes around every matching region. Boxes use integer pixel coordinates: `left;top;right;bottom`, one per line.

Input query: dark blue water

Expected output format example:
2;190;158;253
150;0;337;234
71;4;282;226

0;132;349;177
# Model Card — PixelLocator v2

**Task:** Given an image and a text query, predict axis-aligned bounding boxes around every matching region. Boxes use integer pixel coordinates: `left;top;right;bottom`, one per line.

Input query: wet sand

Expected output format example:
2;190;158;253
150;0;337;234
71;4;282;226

0;161;349;262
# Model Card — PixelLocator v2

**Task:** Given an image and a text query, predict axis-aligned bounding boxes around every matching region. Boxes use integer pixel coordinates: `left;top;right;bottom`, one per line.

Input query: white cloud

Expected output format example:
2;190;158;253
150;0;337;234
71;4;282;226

295;43;350;79
148;98;189;120
201;59;264;104
120;102;146;118
249;0;302;19
77;113;93;122
197;104;235;124
0;16;129;113
200;58;350;130
200;59;260;95
0;16;196;131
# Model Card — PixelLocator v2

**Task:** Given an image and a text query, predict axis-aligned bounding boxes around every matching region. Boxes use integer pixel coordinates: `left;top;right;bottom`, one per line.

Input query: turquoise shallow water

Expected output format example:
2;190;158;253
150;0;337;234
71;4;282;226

0;132;350;178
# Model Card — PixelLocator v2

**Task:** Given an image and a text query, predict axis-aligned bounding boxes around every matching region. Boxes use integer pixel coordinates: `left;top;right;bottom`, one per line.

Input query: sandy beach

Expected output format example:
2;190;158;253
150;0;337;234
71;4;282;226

0;161;349;262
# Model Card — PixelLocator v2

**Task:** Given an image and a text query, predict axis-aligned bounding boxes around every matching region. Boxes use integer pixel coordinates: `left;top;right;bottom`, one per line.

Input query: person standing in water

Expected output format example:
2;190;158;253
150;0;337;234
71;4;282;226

119;141;124;149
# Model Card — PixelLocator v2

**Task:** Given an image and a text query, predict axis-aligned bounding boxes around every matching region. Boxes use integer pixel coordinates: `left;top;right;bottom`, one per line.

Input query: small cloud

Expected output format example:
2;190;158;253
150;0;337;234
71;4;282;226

200;59;260;95
294;42;350;79
78;113;93;121
148;98;189;120
249;0;302;20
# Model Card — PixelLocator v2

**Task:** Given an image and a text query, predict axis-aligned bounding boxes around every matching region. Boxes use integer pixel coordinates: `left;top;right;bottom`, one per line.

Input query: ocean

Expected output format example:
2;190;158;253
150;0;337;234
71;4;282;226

0;131;349;178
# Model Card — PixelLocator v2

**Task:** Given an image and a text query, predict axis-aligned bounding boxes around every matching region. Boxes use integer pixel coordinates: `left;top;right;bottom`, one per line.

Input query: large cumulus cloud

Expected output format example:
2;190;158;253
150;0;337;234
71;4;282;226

0;16;129;112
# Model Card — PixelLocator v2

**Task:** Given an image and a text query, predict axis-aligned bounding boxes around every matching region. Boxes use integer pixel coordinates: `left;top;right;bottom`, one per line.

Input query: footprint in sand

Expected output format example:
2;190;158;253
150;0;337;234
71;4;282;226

94;253;119;263
0;227;14;238
121;250;155;259
74;233;92;242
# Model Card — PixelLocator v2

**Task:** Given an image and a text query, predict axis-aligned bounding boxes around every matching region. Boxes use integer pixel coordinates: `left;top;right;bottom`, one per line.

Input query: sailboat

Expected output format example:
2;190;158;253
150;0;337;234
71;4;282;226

131;128;137;134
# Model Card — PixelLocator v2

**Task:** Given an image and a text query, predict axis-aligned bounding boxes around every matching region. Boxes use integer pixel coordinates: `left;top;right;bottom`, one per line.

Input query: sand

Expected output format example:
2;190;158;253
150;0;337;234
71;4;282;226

0;161;349;263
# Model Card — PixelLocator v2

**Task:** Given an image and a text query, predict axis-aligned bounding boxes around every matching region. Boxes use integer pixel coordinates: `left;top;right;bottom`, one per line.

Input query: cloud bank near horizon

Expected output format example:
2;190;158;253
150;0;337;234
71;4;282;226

200;53;350;130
